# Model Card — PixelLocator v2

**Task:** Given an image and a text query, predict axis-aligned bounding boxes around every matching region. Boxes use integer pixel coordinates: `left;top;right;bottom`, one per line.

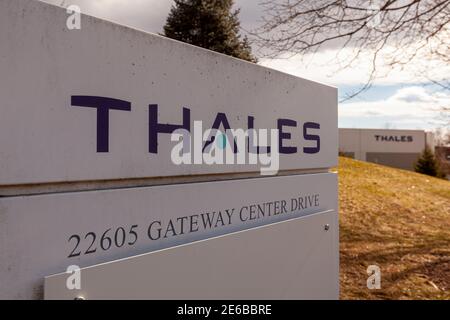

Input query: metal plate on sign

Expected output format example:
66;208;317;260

0;173;337;299
45;211;339;300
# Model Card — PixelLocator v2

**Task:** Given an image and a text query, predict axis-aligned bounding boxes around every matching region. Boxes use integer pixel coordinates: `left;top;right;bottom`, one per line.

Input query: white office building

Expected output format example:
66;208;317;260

339;128;435;171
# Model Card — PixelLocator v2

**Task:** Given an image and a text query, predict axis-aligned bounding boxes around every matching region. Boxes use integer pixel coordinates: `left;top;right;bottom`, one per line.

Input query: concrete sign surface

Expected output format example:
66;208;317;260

45;212;339;300
0;0;339;301
0;173;337;299
0;0;337;186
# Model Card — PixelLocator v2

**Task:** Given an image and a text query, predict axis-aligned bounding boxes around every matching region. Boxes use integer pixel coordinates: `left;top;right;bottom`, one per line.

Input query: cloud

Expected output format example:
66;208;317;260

259;47;450;88
41;0;173;33
339;86;450;130
40;0;261;34
392;87;436;103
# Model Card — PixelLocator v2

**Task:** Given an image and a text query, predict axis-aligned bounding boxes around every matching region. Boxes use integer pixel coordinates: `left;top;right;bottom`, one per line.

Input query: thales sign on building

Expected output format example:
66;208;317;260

339;128;434;171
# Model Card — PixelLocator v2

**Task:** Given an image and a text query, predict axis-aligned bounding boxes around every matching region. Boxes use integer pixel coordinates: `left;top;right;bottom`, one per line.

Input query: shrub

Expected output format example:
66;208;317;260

414;147;440;177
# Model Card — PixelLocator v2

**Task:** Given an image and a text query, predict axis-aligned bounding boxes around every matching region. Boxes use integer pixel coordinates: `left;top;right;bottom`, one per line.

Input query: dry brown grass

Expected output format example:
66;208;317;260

338;157;450;300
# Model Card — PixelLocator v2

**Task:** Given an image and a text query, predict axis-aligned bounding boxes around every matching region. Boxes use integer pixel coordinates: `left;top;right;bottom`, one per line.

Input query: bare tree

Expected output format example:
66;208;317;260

254;0;450;100
434;126;450;146
438;106;450;126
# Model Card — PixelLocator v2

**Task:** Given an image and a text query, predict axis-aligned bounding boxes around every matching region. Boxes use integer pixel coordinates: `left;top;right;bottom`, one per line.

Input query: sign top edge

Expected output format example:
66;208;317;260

32;0;336;90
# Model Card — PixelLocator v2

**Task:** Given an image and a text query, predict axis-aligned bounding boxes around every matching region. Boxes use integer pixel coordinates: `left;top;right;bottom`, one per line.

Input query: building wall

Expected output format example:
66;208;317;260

339;128;429;171
339;129;362;159
366;152;421;171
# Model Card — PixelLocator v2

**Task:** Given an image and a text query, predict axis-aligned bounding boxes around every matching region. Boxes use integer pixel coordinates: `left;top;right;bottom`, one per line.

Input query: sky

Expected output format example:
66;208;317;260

41;0;450;132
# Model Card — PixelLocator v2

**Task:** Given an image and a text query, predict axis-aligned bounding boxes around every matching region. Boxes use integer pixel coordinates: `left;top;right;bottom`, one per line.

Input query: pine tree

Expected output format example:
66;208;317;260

163;0;257;63
414;147;439;177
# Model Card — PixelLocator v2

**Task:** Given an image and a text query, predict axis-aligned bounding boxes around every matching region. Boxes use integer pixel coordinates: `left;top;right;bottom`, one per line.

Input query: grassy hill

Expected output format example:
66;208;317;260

337;157;450;299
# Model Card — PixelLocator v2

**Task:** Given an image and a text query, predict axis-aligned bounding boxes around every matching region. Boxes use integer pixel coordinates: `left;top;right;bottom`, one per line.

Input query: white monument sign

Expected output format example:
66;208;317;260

0;0;339;300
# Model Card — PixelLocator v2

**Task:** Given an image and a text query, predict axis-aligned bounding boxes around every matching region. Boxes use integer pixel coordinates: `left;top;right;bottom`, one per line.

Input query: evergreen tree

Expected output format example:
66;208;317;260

414;147;439;177
163;0;257;63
